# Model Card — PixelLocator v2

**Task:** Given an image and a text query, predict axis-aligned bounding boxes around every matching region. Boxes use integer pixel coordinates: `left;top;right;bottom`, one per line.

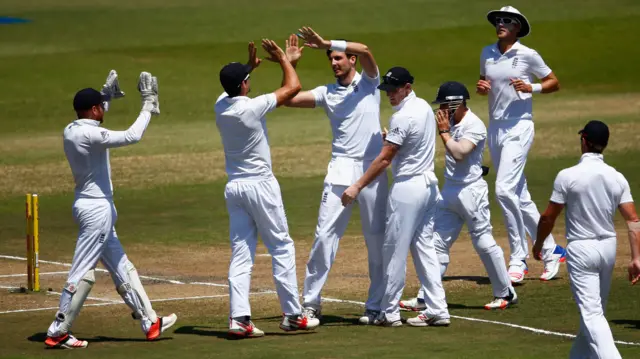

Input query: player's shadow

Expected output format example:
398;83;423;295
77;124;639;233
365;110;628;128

28;332;171;344
174;325;316;340
611;319;640;330
446;302;487;310
443;275;491;285
255;314;359;327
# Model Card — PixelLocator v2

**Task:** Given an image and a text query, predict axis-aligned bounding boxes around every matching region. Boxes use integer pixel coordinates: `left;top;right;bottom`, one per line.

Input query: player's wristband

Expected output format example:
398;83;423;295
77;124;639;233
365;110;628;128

531;83;542;93
330;40;347;52
439;130;450;135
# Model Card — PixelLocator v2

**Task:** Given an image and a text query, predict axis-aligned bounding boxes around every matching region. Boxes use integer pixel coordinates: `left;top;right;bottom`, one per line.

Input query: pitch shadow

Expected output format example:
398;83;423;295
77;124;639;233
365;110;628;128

446;303;487;310
28;332;171;344
443;276;491;285
611;319;640;330
174;326;316;339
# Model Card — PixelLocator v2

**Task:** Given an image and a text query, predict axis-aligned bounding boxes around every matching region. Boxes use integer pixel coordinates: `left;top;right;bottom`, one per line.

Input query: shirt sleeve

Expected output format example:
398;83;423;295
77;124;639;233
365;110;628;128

461;118;486;145
310;85;327;108
528;50;552;79
385;114;411;147
360;68;380;86
88;111;152;149
248;93;277;119
550;170;568;204
618;172;634;204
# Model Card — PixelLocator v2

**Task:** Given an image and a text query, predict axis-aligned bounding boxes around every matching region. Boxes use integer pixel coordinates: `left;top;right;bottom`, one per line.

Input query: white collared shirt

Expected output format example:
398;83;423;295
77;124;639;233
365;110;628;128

384;91;436;179
444;109;486;184
480;41;552;121
311;71;383;161
551;153;634;241
215;92;277;181
63;111;152;198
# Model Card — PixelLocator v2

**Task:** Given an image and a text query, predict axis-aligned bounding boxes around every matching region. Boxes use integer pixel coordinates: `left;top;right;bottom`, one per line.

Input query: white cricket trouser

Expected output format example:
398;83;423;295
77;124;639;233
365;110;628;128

566;238;620;359
303;161;388;311
488;119;556;263
380;173;448;322
48;198;156;337
225;177;302;318
433;179;511;298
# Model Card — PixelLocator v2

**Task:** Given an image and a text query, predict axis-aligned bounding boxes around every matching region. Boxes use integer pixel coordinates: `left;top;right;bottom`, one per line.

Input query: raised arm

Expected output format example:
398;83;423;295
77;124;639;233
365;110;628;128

298;27;378;78
261;39;301;107
341;142;397;206
435;109;477;162
90;72;158;149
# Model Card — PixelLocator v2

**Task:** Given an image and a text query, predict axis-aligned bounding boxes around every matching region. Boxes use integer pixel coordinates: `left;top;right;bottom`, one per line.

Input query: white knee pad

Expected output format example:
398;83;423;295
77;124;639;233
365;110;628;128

56;269;95;333
116;260;157;322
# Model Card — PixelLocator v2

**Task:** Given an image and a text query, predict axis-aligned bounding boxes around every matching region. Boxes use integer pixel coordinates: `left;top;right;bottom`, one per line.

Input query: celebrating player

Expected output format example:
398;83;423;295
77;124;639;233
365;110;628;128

533;120;640;358
45;70;176;349
285;28;388;321
342;67;450;327
478;6;565;282
215;40;319;338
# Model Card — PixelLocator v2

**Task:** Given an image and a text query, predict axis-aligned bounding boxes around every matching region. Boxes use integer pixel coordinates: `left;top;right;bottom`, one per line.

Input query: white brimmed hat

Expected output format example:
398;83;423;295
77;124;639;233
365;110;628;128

487;6;530;38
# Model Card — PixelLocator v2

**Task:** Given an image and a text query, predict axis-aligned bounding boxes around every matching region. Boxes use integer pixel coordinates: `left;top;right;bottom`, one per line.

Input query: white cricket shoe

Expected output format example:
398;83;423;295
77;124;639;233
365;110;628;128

228;317;265;338
540;245;567;281
303;307;322;321
406;313;451;327
358;309;380;325
45;333;88;349
399;297;426;312
484;287;518;310
508;261;528;283
279;313;320;332
145;313;178;340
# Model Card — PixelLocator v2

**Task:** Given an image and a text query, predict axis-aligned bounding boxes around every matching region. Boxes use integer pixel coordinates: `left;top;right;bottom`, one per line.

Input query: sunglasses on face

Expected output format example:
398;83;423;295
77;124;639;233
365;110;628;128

495;17;520;26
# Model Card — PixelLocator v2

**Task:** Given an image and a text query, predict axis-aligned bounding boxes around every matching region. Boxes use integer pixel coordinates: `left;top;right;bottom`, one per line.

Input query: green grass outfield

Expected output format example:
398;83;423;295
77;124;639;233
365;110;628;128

1;0;640;357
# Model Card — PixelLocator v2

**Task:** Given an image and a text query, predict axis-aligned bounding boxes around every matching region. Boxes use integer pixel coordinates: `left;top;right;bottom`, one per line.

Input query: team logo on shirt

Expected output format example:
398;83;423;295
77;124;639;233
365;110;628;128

512;57;519;68
351;81;359;93
322;191;328;204
99;233;106;243
101;131;109;141
389;127;400;136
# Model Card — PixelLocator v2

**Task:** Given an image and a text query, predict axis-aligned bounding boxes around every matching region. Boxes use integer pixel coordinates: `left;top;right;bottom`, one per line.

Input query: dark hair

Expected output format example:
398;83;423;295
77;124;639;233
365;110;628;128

224;85;242;97
585;140;605;154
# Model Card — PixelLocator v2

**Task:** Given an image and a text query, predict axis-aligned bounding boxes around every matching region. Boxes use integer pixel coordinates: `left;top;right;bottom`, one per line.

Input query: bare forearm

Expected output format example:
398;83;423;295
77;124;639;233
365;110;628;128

629;221;640;260
354;157;390;190
536;216;556;248
541;76;559;94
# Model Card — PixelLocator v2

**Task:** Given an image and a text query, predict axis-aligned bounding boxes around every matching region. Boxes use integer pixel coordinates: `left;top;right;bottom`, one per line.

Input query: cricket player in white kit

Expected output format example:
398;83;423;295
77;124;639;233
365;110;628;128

215;40;319;338
400;82;516;312
533;120;640;359
342;67;450;328
45;71;177;349
478;6;566;282
285;28;388;320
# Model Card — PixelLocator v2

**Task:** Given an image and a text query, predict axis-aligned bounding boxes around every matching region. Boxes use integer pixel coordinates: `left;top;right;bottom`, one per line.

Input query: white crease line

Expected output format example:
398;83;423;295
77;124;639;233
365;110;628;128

320;297;640;346
4;253;639;346
0;271;68;278
0;255;184;284
189;282;229;288
0;291;276;315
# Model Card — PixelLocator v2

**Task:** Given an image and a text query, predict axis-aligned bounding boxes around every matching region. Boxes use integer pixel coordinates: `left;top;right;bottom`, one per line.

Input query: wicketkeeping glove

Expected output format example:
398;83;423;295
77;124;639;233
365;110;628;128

100;69;125;111
138;71;159;115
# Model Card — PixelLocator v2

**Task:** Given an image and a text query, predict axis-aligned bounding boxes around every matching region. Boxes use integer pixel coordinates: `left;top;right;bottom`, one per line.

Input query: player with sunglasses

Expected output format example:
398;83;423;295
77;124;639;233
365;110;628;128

478;6;565;284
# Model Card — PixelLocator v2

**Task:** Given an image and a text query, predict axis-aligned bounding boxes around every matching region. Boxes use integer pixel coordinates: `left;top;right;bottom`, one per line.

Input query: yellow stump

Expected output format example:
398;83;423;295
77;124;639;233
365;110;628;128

32;194;40;292
25;193;40;292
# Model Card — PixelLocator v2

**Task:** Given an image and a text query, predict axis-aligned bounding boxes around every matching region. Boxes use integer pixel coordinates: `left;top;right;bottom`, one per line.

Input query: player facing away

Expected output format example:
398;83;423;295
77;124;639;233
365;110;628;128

342;67;450;328
45;71;177;349
215;40;319;338
533;121;640;359
284;28;388;321
477;6;565;283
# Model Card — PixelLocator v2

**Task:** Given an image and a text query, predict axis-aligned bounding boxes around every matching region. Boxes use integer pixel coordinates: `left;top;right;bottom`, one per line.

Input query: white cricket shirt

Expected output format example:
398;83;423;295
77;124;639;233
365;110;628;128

384;91;435;179
215;92;277;181
444;110;487;184
480;41;552;121
311;71;383;161
63;112;152;199
550;153;633;241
